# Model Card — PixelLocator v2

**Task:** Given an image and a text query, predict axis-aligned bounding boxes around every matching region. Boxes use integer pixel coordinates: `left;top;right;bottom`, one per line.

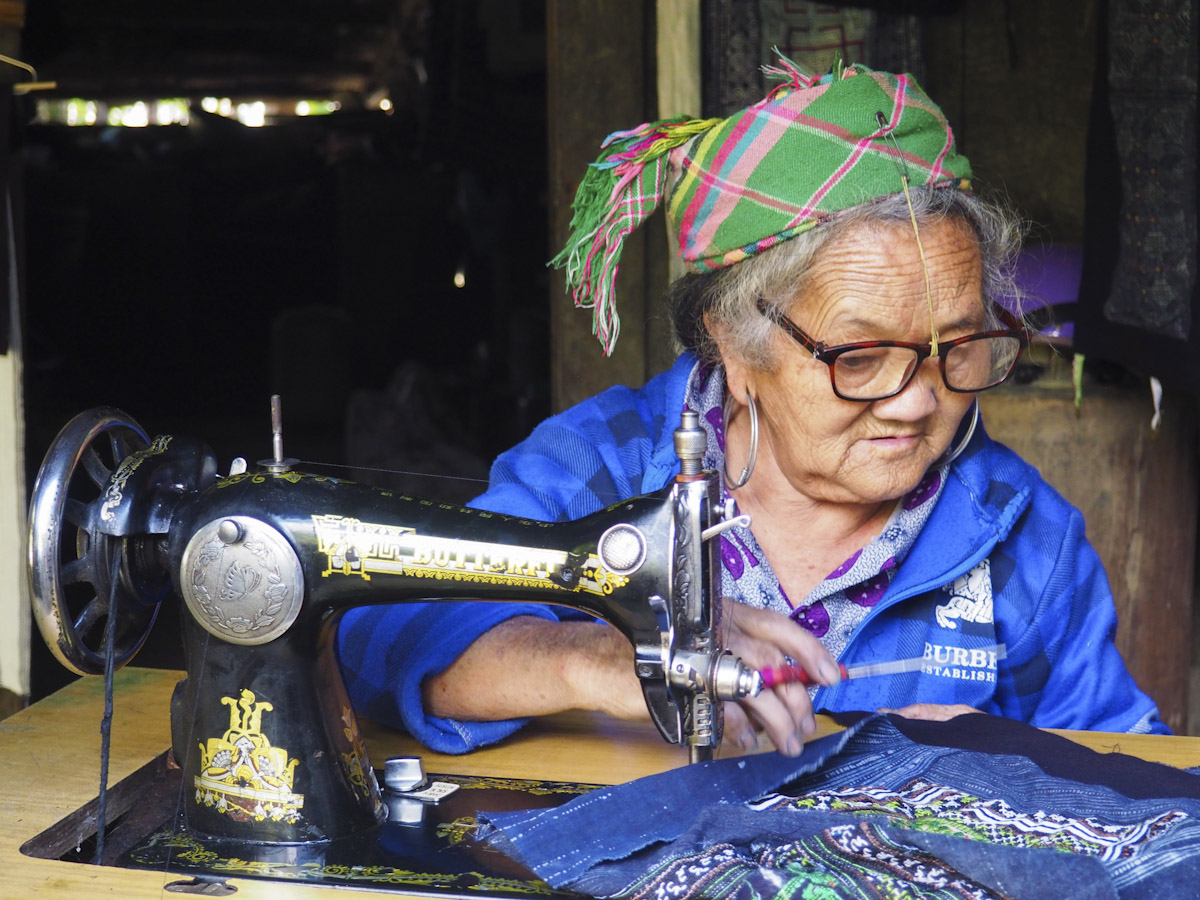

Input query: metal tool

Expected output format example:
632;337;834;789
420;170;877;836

756;644;1007;691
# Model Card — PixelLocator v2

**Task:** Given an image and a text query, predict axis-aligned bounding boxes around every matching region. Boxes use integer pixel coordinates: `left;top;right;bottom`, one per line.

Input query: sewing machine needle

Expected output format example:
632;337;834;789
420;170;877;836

757;644;1007;688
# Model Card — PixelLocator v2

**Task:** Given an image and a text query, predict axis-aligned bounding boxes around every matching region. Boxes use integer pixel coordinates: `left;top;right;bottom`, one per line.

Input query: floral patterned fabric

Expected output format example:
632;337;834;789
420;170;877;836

480;713;1200;900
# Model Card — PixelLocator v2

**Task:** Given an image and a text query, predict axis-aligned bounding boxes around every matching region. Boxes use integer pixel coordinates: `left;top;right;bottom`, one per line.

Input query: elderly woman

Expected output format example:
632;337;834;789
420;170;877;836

337;61;1166;756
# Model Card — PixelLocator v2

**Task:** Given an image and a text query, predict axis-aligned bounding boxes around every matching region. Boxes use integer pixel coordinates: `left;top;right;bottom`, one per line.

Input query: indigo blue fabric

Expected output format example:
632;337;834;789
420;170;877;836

479;714;1200;899
835;710;1200;801
480;720;876;885
336;352;1166;752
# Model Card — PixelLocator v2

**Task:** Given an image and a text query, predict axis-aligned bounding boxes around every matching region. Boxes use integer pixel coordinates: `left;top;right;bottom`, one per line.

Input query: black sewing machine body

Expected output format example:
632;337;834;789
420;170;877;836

167;467;699;844
29;407;755;847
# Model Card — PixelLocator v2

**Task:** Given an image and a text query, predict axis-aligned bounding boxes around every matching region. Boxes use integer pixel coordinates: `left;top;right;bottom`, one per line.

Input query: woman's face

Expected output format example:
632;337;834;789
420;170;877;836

725;217;984;508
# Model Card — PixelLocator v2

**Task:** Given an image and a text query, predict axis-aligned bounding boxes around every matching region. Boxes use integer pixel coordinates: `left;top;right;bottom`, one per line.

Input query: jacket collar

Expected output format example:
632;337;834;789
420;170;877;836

888;425;1035;599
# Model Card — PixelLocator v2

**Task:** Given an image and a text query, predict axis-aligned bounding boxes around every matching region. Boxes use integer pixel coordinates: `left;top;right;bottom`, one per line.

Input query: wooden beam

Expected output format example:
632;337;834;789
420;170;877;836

981;379;1198;734
0;2;21;29
546;0;655;411
650;0;701;374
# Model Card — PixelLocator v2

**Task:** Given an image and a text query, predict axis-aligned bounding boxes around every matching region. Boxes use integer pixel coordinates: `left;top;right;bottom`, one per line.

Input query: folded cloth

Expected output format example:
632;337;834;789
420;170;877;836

479;719;873;886
478;713;1200;900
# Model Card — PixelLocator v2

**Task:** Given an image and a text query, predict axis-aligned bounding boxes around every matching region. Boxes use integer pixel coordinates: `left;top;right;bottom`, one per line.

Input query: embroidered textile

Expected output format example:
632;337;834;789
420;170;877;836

479;714;1199;899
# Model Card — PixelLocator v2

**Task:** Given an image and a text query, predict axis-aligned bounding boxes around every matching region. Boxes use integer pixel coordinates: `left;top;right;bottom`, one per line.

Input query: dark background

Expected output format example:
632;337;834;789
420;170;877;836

21;0;551;480
20;0;552;698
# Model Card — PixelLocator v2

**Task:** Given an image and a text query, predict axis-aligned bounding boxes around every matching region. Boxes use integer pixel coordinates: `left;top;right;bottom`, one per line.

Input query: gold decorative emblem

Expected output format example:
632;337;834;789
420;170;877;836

195;689;304;824
311;514;629;596
99;433;172;522
340;704;379;805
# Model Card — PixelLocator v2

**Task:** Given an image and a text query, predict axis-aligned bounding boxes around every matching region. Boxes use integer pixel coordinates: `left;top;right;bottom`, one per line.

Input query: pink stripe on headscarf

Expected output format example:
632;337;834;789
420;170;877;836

676;113;760;259
680;82;832;261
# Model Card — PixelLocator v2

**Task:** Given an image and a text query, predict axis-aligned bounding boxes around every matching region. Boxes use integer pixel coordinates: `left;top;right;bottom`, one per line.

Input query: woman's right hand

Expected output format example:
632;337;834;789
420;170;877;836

718;599;842;756
425;605;841;758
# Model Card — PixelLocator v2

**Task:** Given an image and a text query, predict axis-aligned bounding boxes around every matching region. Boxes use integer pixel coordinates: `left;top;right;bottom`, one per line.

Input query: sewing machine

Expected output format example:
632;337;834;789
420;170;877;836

27;402;758;848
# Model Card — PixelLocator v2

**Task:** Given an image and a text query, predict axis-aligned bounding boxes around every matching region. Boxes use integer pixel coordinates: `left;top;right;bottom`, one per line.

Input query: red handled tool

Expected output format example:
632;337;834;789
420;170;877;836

757;644;1006;689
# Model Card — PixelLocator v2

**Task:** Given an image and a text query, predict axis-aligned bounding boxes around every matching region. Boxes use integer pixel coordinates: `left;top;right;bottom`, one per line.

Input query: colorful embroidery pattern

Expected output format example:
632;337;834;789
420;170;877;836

772;780;1187;861
480;714;1200;899
619;779;1188;900
625;823;1007;900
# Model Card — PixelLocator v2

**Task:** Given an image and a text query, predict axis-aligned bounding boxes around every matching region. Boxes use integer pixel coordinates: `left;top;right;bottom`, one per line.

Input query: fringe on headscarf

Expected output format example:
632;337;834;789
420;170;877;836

550;115;720;356
760;54;821;91
760;51;853;99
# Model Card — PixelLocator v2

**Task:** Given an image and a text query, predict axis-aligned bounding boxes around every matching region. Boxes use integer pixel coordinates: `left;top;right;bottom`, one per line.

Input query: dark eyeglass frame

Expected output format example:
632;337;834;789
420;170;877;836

760;300;1030;402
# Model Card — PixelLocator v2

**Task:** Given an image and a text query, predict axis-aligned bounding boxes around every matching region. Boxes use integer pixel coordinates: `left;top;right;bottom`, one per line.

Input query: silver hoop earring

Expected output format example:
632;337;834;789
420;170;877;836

936;400;979;469
722;390;759;490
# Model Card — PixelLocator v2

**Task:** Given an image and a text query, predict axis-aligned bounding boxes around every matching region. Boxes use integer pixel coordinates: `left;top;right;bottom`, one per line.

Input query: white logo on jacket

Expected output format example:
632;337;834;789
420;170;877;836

935;559;993;630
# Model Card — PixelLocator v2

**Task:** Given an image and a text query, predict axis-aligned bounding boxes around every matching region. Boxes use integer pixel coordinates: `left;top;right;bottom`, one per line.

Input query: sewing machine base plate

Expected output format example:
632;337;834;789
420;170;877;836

22;751;592;897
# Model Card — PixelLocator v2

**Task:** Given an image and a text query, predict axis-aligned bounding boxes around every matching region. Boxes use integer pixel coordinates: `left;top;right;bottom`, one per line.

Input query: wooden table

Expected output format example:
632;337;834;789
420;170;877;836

4;668;1199;899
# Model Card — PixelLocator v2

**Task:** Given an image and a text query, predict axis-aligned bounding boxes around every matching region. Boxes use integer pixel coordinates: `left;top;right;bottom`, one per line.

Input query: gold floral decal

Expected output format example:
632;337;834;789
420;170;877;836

340;704;381;808
99;434;172;522
195;689;304;824
132;829;559;893
217;470;336;487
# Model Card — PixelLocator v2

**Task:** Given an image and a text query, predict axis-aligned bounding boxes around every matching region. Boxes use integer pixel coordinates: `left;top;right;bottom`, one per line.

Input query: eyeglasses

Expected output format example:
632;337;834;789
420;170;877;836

762;301;1029;402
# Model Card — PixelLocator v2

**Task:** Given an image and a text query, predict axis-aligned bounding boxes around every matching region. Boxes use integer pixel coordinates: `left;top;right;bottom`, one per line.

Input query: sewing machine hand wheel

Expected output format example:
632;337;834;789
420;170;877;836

28;408;165;676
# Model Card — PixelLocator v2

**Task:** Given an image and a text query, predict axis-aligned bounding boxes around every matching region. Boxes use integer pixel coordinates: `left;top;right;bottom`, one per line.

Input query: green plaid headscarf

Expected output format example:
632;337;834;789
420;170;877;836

553;59;972;355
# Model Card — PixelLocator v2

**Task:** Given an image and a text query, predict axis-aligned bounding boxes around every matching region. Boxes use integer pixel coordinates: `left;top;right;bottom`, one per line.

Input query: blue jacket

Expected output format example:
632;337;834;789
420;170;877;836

337;353;1167;752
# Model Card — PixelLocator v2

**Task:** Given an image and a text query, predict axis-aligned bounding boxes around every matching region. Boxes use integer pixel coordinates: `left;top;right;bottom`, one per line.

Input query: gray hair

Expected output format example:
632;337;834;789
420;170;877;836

665;187;1027;370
